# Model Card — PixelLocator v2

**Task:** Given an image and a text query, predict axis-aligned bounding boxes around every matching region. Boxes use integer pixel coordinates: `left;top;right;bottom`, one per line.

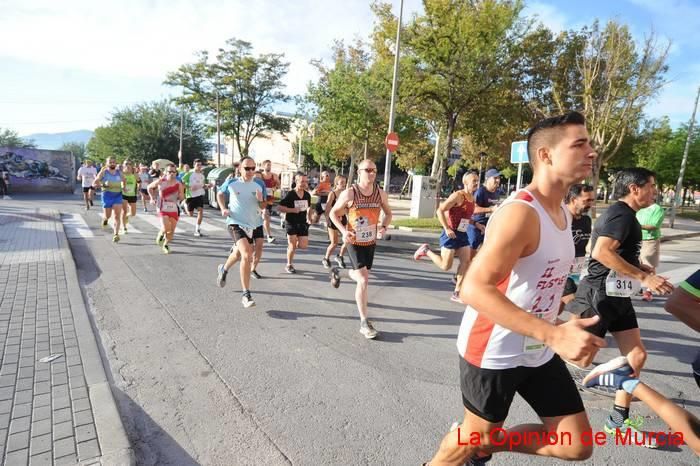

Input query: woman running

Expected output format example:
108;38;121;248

414;171;482;302
148;163;184;254
120;160;139;233
93;156;125;243
322;175;348;269
311;171;332;225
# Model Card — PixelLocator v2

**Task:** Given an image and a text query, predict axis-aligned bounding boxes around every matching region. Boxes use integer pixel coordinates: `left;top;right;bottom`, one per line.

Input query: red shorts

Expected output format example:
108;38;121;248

158;212;179;220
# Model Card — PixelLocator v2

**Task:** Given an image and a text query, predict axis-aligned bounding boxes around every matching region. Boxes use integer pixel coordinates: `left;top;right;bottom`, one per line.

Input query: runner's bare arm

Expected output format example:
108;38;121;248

330;188;353;237
436;191;462;232
378;189;392;231
93;167;106;186
592;237;673;294
324;191;336;221
473;205;494;214
463;203;606;364
147;179;160;202
177;183;185;202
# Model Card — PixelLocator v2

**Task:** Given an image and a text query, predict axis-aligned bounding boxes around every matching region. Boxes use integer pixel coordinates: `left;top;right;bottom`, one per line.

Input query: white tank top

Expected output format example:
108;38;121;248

456;189;574;369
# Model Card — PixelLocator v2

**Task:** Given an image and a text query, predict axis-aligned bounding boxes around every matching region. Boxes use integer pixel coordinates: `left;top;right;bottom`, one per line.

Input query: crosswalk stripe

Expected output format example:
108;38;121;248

178;215;224;232
61;213;94;238
92;211;143;233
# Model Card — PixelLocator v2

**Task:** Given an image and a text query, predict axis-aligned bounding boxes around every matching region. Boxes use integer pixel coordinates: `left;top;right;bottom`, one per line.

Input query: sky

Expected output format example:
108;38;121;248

1;0;698;137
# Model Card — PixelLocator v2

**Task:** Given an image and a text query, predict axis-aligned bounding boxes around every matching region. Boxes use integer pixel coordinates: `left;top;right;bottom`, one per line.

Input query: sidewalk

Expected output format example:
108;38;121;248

0;206;132;465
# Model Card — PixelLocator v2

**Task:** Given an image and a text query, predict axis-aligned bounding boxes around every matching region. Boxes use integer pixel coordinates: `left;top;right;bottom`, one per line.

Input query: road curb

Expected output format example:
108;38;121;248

51;209;135;466
660;231;700;243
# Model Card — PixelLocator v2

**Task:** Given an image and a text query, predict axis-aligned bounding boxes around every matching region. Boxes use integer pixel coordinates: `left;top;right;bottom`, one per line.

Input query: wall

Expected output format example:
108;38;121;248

0;147;75;193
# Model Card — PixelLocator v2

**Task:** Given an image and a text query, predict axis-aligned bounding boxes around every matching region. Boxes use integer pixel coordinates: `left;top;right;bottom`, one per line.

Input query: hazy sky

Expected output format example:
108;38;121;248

1;0;698;136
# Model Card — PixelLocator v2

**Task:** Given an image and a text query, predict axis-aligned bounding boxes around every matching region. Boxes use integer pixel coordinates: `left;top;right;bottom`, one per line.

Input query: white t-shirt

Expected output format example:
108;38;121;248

77;166;97;188
187;172;206;197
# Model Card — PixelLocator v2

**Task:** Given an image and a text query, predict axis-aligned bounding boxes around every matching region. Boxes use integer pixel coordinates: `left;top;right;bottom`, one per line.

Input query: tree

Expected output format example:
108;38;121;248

371;0;535;195
165;38;291;158
539;21;670;214
59;141;87;160
0;128;35;148
86;101;210;165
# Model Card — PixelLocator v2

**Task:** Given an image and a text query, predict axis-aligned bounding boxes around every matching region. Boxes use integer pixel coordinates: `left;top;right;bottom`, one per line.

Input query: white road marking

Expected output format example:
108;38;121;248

178;215;225;232
61;213;94;238
93;211;142;234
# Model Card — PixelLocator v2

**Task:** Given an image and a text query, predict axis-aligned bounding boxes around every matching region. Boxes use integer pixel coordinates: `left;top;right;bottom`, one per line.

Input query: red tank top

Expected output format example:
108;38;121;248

262;173;276;189
448;192;475;230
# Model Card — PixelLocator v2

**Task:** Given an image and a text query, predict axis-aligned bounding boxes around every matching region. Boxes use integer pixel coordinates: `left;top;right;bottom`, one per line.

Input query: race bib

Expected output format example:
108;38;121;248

321;203;327;211
161;201;178;213
294;200;309;211
355;224;377;242
605;271;640;298
457;218;470;233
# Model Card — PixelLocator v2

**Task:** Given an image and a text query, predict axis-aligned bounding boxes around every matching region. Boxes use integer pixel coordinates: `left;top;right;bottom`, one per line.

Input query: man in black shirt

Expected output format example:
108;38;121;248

569;167;673;447
560;184;595;312
278;173;312;274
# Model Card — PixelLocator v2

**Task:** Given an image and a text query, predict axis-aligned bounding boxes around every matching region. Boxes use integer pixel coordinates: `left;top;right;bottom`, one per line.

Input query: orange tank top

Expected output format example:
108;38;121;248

347;183;382;246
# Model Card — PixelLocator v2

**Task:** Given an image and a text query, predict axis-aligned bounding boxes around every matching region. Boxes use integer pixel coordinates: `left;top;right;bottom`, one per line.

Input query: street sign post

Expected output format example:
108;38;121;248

510;141;528;191
385;132;400;153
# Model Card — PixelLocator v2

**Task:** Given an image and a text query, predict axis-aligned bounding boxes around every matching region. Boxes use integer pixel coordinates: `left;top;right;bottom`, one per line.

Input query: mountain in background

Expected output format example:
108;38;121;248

21;130;94;150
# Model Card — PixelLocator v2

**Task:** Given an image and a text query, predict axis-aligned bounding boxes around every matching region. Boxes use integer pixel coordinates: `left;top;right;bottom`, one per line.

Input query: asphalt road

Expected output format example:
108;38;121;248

4;193;699;465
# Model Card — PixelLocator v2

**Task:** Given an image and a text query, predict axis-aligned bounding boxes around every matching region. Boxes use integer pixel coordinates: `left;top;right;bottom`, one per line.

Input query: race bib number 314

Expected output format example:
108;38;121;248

605;271;640;298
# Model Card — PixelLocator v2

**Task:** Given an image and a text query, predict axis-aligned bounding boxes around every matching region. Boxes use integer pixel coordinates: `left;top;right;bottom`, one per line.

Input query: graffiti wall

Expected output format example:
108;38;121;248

0;147;74;193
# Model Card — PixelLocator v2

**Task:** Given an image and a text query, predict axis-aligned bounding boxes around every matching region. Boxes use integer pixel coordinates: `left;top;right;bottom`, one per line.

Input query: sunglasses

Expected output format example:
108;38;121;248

167;170;177;174
361;168;377;173
242;166;256;171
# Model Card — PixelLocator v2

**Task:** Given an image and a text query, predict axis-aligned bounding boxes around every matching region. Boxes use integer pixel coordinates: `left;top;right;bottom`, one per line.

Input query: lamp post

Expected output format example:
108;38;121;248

478;152;487;184
383;0;404;192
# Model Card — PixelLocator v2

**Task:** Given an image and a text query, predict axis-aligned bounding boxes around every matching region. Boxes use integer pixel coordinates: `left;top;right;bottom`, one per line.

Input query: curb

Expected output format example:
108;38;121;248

51;209;135;466
660;231;700;243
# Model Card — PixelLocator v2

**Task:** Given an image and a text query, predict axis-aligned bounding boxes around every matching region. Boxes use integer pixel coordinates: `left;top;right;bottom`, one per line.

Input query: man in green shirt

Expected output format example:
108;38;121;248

636;202;665;301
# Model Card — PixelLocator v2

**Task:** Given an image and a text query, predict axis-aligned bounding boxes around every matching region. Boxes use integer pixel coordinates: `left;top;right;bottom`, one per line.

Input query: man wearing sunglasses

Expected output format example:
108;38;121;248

216;157;266;308
329;160;392;339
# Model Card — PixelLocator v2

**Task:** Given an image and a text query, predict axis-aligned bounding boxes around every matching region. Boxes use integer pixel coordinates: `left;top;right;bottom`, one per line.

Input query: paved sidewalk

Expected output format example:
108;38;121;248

0;206;132;465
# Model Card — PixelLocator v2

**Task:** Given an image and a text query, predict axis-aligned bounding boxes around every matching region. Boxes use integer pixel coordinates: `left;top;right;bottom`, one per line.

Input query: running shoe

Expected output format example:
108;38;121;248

413;243;430;260
112;234;120;243
285;264;296;274
335;255;346;269
156;232;165;245
267;236;275;244
322;258;331;269
161;244;170;254
451;274;458;285
330;267;341;288
450;291;462;303
102;218;108;228
359;320;378;339
604;415;658;448
85;205;90;211
251;269;262;280
124;214;129;225
123;226;128;234
582;356;634;388
242;291;256;308
143;207;147;212
194;230;202;237
217;264;227;288
89;199;94;207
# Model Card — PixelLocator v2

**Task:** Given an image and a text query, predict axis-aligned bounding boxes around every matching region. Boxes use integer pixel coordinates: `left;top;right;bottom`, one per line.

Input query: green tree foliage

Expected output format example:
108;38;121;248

58;141;87;160
0;128;35;148
86;101;210;165
165;38;290;158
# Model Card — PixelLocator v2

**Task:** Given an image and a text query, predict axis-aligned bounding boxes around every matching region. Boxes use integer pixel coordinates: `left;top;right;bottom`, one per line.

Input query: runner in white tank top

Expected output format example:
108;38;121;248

426;112;604;466
456;189;574;369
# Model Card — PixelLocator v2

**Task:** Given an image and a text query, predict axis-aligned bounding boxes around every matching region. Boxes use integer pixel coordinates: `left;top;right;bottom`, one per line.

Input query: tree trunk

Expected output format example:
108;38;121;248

347;152;357;186
430;126;442;178
435;114;457;211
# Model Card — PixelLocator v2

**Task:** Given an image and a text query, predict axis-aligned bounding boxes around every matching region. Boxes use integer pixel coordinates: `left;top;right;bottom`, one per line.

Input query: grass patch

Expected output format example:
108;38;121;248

392;217;442;230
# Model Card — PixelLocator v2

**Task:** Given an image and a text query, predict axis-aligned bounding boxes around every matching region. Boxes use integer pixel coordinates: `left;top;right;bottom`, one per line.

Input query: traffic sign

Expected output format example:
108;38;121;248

510;141;528;164
385;132;400;152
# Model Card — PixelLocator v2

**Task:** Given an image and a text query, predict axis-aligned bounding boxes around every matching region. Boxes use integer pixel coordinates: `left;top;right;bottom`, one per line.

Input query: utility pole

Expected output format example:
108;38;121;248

670;85;700;228
216;93;221;167
383;0;403;192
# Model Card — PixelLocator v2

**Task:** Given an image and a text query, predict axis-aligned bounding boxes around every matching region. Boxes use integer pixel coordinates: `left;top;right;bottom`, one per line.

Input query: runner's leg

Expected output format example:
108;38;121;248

426;248;455;271
112;205;122;236
325;228;339;261
237;237;254;291
609;328;647;421
348;267;370;320
252;237;263;273
453;247;471;293
287;234;297;267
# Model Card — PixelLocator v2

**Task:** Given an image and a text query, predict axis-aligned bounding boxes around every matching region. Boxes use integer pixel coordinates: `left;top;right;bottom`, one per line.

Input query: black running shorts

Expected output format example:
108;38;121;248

459;355;585;423
569;280;639;337
347;243;376;270
122;195;137;204
285;222;309;237
228;224;263;244
82;187;93;193
186;195;205;211
563;277;578;297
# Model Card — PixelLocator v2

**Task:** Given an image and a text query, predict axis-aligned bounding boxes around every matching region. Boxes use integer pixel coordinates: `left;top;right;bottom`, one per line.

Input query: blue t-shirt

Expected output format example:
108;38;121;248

471;186;499;224
219;177;264;228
